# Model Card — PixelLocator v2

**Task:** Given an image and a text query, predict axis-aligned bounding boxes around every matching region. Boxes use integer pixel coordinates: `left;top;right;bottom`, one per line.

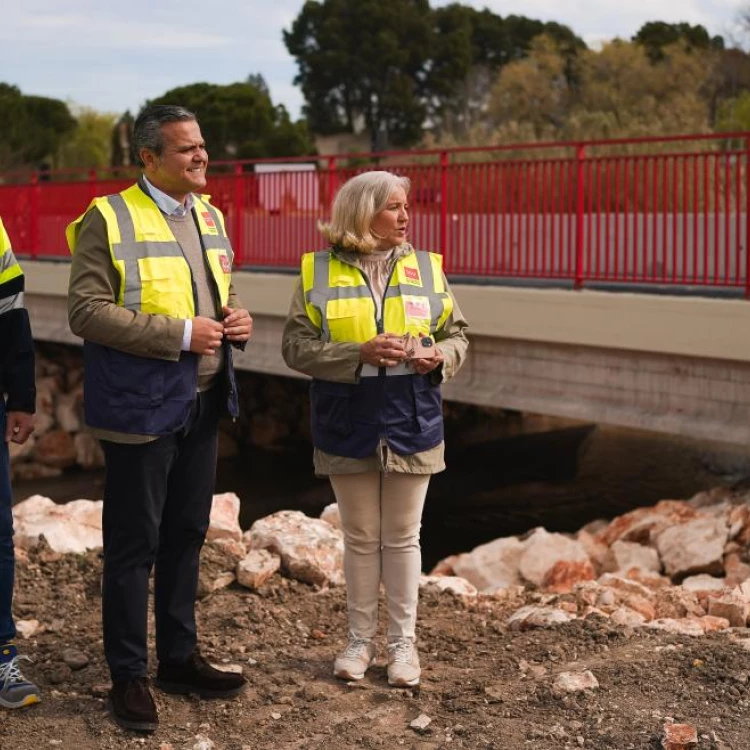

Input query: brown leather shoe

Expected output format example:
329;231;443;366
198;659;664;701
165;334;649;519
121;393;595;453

155;650;246;699
108;677;158;733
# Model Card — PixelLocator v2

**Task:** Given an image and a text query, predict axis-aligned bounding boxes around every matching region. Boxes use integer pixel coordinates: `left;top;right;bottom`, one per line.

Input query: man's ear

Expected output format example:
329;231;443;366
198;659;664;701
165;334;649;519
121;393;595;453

140;148;158;170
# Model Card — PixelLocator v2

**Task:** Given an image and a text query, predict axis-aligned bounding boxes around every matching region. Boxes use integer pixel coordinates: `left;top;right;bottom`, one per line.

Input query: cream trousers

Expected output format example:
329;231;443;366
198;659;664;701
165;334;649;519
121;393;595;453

329;471;430;641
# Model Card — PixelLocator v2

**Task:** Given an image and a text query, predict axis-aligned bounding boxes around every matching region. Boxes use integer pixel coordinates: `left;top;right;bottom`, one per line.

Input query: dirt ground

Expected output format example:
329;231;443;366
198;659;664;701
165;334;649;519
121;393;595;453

1;545;749;750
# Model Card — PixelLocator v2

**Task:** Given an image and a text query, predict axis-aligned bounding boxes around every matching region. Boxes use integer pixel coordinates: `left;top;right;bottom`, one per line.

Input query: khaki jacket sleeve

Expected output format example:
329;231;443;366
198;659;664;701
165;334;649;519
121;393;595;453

67;208;185;360
431;275;469;385
281;276;362;383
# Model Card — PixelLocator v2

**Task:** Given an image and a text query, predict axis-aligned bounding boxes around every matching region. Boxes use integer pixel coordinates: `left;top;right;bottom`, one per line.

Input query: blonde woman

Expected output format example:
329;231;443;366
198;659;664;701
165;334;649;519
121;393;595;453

282;171;468;687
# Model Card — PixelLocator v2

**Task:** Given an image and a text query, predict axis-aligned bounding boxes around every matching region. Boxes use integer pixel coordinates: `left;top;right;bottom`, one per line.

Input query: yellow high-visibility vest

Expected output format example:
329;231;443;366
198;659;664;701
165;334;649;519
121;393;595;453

301;249;452;344
66;184;233;318
0;218;24;289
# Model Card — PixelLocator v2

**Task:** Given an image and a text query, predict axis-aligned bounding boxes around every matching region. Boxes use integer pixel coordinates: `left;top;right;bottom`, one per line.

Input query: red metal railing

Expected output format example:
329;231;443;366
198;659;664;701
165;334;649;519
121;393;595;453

1;132;749;293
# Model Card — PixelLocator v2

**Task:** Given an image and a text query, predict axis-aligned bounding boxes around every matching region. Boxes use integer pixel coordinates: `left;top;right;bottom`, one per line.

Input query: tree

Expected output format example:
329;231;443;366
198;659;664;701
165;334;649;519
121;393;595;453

284;0;585;147
428;6;583;137
284;0;434;149
56;107;118;170
488;35;571;140
0;84;76;172
633;21;724;62
484;38;714;145
145;80;314;160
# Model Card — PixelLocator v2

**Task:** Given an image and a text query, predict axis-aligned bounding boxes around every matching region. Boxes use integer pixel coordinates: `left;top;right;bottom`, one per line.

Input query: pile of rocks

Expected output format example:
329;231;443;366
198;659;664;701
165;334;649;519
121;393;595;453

9;348;103;482
13;484;750;641
433;485;750;636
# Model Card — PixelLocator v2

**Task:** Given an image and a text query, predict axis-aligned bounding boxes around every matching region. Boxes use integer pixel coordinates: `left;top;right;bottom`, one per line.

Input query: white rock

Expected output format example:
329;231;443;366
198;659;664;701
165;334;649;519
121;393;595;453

409;714;432;732
603;540;661;574
609;607;647;628
15;619;41;639
207;493;242;542
184;735;214;750
419;575;478;598
320;503;340;530
645;618;705;637
237;549;281;589
13;495;103;553
655;516;728;579
681;574;727;593
506;605;576;630
244;510;344;587
552;670;599;695
452;536;525;592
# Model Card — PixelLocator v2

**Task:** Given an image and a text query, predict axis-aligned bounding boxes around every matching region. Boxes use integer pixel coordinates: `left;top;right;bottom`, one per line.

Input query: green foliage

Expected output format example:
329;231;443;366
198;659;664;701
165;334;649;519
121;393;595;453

284;0;434;148
633;21;724;62
56;107;118;169
0;84;76;171
284;0;584;147
145;80;314;160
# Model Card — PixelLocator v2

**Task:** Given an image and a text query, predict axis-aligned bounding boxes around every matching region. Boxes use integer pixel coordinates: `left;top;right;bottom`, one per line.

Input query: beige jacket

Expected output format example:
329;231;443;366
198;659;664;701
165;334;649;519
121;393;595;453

281;246;469;475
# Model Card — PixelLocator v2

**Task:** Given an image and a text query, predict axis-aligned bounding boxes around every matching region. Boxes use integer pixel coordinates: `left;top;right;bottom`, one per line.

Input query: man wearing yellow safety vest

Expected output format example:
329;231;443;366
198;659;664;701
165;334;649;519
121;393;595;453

67;105;251;732
0;217;39;710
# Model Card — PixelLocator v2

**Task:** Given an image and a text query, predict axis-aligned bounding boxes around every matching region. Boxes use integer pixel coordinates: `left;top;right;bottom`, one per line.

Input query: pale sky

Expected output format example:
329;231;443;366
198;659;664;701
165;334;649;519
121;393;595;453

0;0;744;120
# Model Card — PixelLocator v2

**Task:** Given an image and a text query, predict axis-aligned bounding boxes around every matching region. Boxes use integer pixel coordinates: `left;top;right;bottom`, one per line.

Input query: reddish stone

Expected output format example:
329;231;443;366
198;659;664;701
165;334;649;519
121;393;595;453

662;722;697;749
542;560;596;593
598;501;699;547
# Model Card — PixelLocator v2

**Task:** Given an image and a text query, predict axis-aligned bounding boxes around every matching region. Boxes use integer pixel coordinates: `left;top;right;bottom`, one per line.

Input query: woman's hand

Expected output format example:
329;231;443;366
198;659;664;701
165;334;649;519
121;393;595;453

410;347;444;375
360;334;407;367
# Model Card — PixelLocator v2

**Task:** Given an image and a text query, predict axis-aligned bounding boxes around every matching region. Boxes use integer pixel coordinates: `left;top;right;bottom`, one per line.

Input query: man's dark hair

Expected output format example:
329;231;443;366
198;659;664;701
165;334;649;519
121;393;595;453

132;104;197;167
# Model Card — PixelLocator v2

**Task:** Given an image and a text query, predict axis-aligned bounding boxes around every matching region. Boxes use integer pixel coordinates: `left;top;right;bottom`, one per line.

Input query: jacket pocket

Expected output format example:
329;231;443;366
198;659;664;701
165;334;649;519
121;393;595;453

99;348;166;409
411;374;442;430
311;381;353;436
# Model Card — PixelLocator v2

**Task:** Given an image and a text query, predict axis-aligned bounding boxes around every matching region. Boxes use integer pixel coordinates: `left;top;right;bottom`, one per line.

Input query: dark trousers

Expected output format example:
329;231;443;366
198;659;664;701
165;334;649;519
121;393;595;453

0;399;16;644
100;387;220;681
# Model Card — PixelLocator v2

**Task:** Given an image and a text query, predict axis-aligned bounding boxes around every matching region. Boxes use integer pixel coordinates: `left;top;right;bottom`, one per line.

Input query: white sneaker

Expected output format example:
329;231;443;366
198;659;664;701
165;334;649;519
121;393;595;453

387;638;420;687
333;636;376;681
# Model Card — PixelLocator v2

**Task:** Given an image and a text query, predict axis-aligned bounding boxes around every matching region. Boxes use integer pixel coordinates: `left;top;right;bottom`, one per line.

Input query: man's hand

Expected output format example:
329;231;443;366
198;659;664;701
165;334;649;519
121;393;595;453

222;306;253;343
360;334;407;368
410;347;444;375
190;316;224;355
5;412;34;444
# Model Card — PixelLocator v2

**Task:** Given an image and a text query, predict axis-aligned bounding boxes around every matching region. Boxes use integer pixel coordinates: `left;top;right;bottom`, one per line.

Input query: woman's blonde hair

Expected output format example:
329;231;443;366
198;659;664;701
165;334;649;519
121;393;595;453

319;171;411;253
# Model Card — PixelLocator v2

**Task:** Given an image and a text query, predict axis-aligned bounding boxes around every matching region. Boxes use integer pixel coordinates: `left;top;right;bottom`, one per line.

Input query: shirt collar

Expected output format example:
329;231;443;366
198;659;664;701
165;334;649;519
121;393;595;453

142;175;195;217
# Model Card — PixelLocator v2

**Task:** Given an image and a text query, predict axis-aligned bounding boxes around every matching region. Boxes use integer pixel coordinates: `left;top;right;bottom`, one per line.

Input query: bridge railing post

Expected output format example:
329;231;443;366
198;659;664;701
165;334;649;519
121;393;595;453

30;171;39;260
575;144;586;290
233;163;244;267
746;138;750;298
439;150;449;265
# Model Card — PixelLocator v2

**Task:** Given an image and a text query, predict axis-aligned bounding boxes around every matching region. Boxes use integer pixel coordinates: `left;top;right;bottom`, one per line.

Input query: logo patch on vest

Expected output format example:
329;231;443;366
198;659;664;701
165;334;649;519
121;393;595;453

405;300;430;319
202;212;218;233
219;252;231;273
404;266;420;282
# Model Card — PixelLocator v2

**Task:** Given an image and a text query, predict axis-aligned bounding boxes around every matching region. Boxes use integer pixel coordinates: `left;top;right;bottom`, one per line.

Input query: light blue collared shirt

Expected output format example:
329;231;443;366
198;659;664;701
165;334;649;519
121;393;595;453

142;175;195;217
142;175;195;349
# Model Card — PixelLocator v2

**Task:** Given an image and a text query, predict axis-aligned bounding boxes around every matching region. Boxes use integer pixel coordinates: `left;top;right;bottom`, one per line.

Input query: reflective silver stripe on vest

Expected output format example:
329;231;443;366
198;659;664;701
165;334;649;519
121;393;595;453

0;290;23;314
305;253;372;342
413;251;449;331
107;195;186;310
360;362;412;378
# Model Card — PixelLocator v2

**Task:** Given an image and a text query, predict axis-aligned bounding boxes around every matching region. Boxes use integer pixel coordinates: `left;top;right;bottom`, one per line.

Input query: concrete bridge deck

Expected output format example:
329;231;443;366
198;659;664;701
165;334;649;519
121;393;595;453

23;261;750;445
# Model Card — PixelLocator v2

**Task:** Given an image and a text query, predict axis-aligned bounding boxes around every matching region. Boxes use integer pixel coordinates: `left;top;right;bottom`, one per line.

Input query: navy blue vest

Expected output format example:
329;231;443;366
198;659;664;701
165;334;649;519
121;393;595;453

310;372;443;458
83;341;239;435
